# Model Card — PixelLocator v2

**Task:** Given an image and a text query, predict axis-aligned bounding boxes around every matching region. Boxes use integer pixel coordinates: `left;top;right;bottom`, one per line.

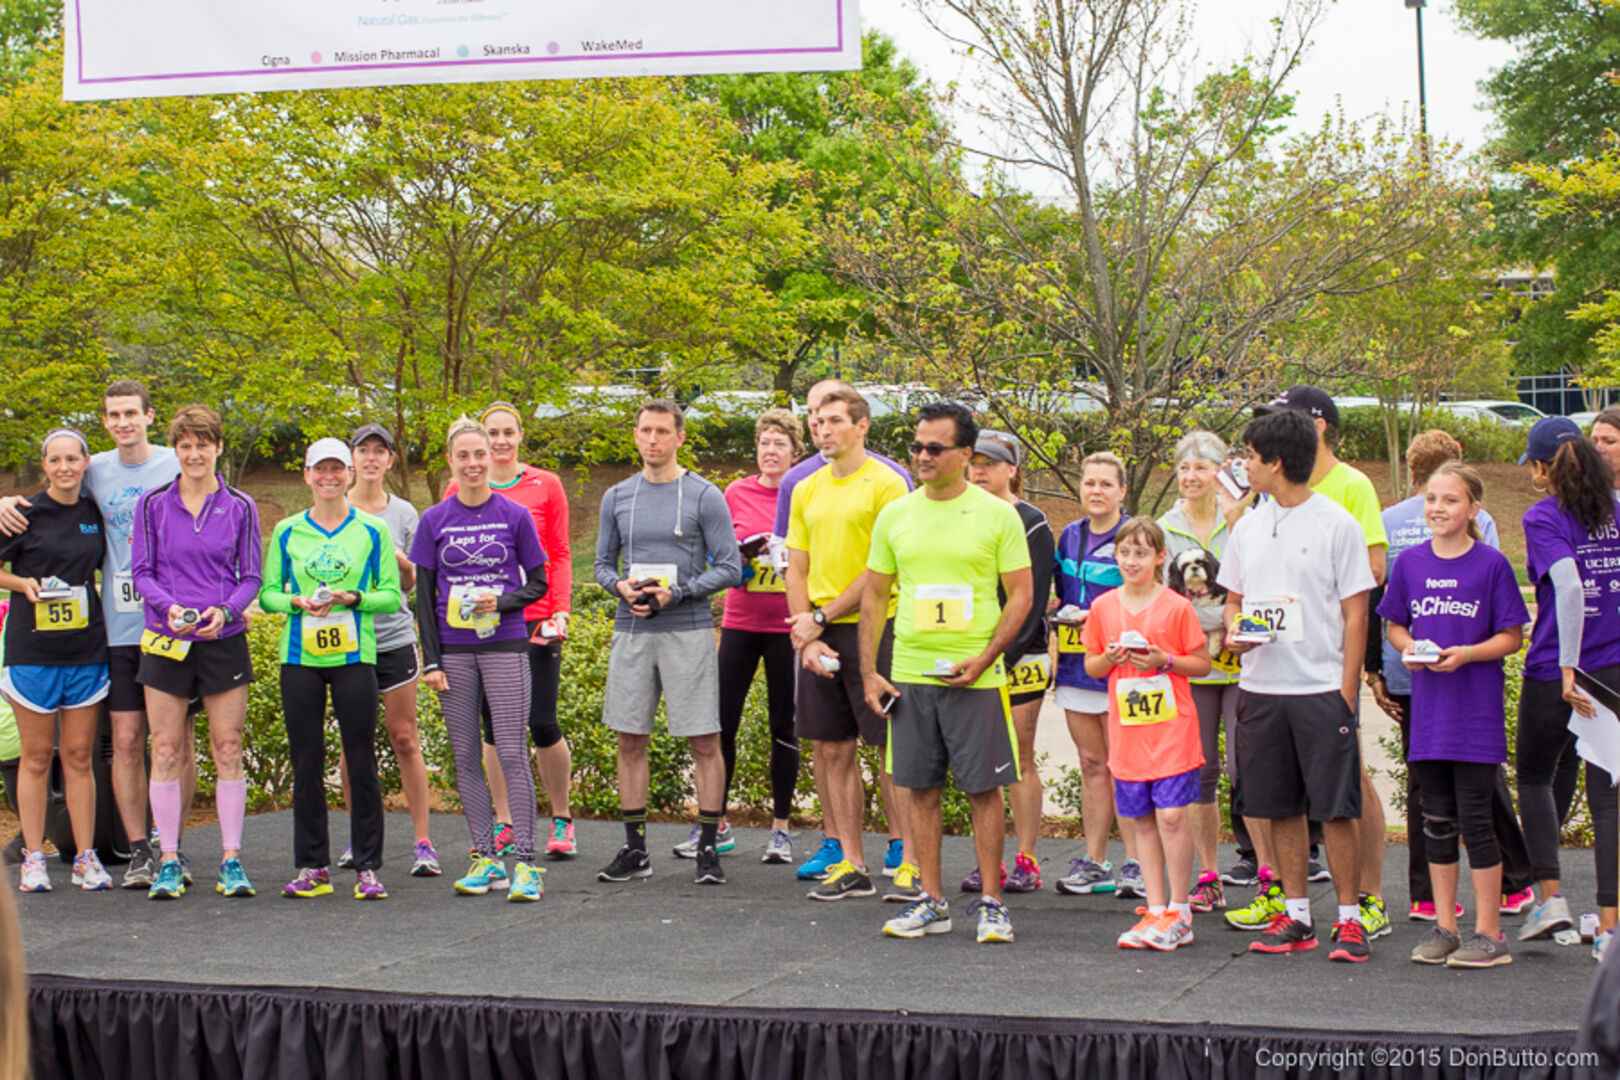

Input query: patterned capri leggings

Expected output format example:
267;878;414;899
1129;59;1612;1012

439;651;535;863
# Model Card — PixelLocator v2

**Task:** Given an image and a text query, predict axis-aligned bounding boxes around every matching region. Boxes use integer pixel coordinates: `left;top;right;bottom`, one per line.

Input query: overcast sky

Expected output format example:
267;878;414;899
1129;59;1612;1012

860;0;1516;181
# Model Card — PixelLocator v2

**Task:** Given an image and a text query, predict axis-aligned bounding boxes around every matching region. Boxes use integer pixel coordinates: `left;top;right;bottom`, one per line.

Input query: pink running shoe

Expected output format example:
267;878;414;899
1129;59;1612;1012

1004;852;1042;893
545;818;577;860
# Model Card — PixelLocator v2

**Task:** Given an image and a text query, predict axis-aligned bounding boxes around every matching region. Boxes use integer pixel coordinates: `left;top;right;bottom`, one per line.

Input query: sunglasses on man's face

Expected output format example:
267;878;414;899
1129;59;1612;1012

909;442;966;457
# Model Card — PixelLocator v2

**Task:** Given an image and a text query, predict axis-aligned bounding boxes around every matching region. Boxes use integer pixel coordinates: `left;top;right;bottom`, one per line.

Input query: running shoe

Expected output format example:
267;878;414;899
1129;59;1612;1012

282;867;332;899
1408;901;1464;922
960;861;1006;893
18;850;50;893
217;858;255;898
148;859;185;900
1116;858;1146;899
493;823;516;858
410;840;442;877
455;855;510;895
972;897;1015;944
1005;853;1042;893
336;846;355;870
1594;929;1613;963
545;819;577;860
1189;871;1226;913
1143;912;1194;952
1220;855;1259;887
1447;931;1512;968
354;869;388;901
1517;893;1573;941
884;862;922;902
508;862;544;902
1117;908;1157;950
883;894;952;938
883;838;903;877
179;852;194;887
1501;887;1535;916
674;822;735;860
597;845;653;883
1410;925;1461;964
796;837;843;881
1225;871;1284;930
808;860;876;901
762;829;793;865
122;840;156;889
694;845;726;885
1055;855;1116;895
1250;913;1317;953
1307;855;1331;883
1358;894;1391;940
72;850;112;891
1329;918;1370;962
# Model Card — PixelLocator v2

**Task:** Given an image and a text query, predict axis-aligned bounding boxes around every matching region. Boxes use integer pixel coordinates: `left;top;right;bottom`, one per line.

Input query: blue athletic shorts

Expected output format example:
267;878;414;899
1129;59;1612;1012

1;663;111;714
1114;766;1201;819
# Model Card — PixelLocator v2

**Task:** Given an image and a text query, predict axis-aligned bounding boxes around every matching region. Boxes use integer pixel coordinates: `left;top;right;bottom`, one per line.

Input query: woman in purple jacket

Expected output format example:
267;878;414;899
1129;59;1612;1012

131;405;263;901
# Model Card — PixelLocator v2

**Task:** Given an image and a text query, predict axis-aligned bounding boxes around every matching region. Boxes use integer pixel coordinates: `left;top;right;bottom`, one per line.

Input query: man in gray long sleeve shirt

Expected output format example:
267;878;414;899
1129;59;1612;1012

594;399;741;887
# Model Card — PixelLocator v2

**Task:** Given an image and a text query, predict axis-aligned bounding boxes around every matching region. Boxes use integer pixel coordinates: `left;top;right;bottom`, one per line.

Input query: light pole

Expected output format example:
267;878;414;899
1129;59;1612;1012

1405;0;1429;171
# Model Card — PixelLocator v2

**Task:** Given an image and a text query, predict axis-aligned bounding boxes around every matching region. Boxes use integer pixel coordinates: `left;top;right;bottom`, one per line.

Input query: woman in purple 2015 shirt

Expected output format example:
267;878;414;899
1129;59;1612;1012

1514;416;1620;959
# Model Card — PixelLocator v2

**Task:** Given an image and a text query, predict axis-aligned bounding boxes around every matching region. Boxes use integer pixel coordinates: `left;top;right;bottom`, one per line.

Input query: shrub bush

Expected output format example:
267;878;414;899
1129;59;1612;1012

1336;406;1528;465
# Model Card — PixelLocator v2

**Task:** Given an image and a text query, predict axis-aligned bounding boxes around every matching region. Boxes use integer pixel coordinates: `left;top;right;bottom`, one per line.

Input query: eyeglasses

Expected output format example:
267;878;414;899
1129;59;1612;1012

909;442;967;457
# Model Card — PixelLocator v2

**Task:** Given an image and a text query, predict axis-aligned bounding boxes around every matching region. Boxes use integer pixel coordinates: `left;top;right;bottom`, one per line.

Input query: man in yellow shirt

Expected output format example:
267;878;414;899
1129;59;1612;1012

786;386;913;901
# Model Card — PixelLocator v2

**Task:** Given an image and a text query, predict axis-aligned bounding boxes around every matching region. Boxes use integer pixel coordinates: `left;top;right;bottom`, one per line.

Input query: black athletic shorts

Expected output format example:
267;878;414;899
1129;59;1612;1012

136;633;253;702
795;621;893;746
1233;688;1361;822
375;644;420;694
888;682;1016;793
107;645;147;712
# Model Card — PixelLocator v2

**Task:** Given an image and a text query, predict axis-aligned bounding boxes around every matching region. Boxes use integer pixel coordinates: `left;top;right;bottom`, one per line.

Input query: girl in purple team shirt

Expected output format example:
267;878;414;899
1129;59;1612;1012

1514;416;1620;959
1380;464;1528;969
130;404;263;901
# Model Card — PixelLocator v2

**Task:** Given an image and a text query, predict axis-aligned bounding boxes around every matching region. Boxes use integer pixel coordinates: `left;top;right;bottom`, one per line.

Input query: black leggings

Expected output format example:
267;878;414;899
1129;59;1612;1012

717;628;798;820
1519;673;1620;907
1410;759;1500;869
281;663;383;871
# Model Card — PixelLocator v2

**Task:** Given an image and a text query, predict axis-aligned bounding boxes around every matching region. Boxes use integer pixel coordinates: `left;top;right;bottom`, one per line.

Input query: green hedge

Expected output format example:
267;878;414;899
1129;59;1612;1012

1336;406;1529;464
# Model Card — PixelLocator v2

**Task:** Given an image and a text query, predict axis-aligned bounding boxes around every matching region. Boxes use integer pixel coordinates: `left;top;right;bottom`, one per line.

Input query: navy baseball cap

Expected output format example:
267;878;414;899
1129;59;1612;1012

1518;415;1582;466
1255;385;1339;427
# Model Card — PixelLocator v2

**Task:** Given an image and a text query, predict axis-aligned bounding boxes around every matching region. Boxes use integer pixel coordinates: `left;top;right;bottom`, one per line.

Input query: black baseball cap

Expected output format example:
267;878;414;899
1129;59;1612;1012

1255;384;1339;427
1518;415;1582;466
349;423;396;450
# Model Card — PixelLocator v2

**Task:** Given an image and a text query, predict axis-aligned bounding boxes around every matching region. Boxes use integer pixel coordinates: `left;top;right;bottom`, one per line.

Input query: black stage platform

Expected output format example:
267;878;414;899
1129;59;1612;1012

17;813;1616;1078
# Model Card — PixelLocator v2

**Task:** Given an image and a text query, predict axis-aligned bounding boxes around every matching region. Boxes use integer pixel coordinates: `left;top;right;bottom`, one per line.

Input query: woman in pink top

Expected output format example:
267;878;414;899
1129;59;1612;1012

701;408;803;865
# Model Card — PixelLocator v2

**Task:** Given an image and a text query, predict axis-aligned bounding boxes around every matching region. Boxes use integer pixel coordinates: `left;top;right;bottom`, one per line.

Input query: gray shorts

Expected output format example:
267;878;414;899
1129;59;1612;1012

888;682;1017;794
603;627;720;737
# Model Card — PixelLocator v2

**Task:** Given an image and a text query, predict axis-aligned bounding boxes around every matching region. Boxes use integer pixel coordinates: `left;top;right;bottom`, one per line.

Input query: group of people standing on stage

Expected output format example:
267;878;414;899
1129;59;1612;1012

0;377;1615;969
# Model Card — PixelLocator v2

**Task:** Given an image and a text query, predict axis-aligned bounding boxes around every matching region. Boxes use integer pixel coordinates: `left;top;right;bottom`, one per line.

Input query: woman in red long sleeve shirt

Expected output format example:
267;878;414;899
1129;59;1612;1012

447;403;578;858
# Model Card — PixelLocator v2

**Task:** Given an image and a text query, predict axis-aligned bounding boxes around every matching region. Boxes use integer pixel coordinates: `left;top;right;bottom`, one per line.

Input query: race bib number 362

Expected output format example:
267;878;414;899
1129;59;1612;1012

1243;596;1304;644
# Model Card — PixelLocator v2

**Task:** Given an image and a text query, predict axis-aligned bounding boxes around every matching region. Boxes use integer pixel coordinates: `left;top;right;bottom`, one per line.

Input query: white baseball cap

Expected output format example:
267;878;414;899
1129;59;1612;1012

304;437;353;469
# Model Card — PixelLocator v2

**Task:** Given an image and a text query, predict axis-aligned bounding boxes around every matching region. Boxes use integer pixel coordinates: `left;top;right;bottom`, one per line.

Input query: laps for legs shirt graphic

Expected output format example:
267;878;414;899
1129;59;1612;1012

413;496;545;647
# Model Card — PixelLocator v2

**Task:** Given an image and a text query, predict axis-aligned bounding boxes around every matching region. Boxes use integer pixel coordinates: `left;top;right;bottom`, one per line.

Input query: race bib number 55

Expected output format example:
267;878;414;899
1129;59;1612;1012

36;587;89;631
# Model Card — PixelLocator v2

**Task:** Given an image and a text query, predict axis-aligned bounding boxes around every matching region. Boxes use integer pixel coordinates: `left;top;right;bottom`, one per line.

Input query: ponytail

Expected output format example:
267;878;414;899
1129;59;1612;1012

1546;438;1615;535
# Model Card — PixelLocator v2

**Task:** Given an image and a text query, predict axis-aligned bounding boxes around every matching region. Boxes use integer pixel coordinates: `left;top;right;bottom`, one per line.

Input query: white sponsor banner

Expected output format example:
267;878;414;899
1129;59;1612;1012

63;0;861;101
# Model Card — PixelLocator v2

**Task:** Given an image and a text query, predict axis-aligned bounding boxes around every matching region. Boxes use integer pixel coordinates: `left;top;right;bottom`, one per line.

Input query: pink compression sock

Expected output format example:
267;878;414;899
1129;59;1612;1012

149;779;182;854
217;778;246;852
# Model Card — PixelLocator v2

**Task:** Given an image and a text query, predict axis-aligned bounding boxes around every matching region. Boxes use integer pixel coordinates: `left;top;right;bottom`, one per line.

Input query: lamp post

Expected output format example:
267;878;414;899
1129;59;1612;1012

1405;0;1429;171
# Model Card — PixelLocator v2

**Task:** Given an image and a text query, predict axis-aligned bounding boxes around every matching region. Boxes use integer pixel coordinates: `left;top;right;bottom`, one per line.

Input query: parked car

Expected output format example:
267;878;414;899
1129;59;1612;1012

1438;399;1546;428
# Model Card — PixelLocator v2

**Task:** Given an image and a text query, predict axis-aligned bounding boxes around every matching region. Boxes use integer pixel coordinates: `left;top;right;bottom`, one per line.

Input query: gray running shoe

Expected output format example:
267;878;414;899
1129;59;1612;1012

1307;855;1331;883
762;829;793;864
807;860;876;901
1447;931;1512;968
673;825;702;859
694;845;725;885
1410;925;1461;964
1220;855;1258;887
1517;894;1573;941
122;840;157;889
1116;858;1146;899
883;895;952;938
1055;855;1115;895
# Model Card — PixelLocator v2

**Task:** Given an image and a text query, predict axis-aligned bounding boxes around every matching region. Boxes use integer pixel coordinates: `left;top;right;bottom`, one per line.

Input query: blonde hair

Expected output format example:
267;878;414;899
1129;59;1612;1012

1429;462;1486;542
0;884;25;1080
755;408;805;458
1079;450;1126;488
444;415;489;452
1114;516;1167;582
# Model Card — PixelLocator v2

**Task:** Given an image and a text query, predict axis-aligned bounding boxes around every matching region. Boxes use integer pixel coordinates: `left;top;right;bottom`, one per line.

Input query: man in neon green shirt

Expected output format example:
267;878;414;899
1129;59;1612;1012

862;402;1033;945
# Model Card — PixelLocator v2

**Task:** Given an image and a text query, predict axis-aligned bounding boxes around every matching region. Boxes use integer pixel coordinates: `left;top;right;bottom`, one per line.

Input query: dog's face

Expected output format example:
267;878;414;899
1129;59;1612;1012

1169;548;1224;602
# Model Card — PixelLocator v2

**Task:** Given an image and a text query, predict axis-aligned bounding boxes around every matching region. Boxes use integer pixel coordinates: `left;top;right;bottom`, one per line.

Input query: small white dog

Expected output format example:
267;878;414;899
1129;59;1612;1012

1168;548;1228;656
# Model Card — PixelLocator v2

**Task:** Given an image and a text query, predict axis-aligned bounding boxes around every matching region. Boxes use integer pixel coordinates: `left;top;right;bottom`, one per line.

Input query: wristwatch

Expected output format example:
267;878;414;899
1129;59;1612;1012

811;607;827;627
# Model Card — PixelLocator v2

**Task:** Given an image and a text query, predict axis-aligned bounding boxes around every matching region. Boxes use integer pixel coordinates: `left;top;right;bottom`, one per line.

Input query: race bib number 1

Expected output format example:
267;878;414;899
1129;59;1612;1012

36;587;89;631
1116;674;1176;726
914;584;972;632
302;611;357;657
